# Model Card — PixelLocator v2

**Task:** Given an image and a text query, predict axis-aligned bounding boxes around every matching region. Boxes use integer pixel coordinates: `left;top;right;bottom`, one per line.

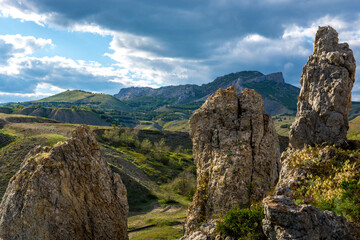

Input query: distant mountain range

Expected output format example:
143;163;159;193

2;70;360;129
115;71;300;115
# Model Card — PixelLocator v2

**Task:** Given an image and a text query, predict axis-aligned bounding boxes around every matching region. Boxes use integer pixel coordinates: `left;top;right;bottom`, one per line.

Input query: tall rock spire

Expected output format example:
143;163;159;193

289;26;356;148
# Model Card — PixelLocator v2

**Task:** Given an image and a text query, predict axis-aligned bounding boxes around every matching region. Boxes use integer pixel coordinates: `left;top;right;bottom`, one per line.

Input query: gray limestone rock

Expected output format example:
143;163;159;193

289;26;356;148
263;195;360;240
183;86;280;237
0;125;129;240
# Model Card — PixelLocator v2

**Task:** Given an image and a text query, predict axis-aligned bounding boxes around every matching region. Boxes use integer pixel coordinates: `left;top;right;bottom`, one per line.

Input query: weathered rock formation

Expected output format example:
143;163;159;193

263;195;360;240
289;26;356;149
0;125;129;240
263;26;359;240
183;87;280;237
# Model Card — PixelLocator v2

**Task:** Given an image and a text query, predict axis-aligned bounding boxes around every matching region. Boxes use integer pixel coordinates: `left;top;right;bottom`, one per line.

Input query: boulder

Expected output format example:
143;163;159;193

0;125;129;240
263;195;360;240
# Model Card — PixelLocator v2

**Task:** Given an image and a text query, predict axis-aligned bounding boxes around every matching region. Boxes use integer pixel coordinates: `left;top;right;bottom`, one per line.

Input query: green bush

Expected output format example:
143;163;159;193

169;171;196;200
334;180;360;222
216;204;266;240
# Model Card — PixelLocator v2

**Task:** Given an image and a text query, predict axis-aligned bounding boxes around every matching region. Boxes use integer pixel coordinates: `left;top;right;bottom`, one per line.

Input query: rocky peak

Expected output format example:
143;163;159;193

183;86;280;238
0;125;129;240
242;72;285;84
289;26;356;148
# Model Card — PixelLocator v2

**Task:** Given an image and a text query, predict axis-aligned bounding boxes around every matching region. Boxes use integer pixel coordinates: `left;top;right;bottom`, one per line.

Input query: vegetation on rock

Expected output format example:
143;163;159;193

290;145;360;223
216;204;266;240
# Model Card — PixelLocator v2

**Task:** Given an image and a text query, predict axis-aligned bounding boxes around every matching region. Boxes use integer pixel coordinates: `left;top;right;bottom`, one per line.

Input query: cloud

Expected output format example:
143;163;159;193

0;0;359;103
0;34;52;67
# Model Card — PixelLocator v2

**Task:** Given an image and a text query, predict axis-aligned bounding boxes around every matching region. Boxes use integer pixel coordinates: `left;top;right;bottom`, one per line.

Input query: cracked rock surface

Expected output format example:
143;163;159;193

0;125;129;240
289;26;356;149
263;195;360;240
183;87;280;236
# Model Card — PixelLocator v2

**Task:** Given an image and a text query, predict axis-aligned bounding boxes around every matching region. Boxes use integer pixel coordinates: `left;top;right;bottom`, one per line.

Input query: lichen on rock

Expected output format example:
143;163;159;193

289;26;356;149
183;86;280;238
0;125;129;240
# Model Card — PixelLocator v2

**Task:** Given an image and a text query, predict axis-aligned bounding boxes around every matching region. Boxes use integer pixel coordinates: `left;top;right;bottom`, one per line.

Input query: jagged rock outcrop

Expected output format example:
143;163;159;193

263;195;360;240
182;87;280;238
263;26;359;240
289;26;356;148
0;125;129;240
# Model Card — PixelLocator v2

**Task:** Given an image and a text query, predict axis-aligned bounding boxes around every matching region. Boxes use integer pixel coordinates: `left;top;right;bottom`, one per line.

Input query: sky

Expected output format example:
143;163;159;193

0;0;359;103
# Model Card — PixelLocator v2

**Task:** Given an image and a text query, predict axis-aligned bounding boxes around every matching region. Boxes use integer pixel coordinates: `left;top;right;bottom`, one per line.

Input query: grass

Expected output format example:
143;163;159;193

42;134;68;146
162;120;189;132
31;90;130;111
348;115;360;140
272;115;296;136
129;225;183;240
128;203;188;240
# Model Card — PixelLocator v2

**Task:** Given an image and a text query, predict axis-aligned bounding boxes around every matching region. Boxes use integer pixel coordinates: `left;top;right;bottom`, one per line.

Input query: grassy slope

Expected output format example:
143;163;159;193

31;90;130;111
2;111;360;239
0;114;192;239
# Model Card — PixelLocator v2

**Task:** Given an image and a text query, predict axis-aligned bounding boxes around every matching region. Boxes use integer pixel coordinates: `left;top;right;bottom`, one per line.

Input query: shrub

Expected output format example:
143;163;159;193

216;204;266;240
290;145;360;223
334;180;360;222
169;171;196;200
154;138;170;152
140;139;153;153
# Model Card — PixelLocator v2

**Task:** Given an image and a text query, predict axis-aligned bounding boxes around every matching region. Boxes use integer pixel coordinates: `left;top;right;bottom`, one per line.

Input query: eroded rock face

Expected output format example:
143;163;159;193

183;87;280;236
263;26;360;240
263;195;360;240
0;125;129;240
289;26;356;149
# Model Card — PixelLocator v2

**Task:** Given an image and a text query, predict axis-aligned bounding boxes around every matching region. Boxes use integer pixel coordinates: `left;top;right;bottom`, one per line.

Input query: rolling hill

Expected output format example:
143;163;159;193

26;90;130;111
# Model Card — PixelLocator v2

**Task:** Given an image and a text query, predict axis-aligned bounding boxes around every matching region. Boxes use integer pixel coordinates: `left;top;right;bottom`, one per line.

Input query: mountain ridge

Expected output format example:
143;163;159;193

115;71;300;115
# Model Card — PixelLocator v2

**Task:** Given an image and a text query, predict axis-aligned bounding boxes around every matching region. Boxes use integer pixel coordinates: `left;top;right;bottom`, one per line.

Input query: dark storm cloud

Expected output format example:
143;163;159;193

11;0;357;59
1;0;360;98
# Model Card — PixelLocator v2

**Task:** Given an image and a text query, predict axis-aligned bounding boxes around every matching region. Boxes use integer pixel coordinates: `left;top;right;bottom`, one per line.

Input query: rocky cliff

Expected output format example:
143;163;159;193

183;87;280;238
0;125;129;240
263;26;359;240
289;26;356;148
115;71;300;115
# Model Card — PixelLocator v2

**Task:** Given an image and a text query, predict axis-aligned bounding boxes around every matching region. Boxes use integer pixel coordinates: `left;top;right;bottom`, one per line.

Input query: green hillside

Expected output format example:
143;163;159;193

29;90;130;111
0;114;194;239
